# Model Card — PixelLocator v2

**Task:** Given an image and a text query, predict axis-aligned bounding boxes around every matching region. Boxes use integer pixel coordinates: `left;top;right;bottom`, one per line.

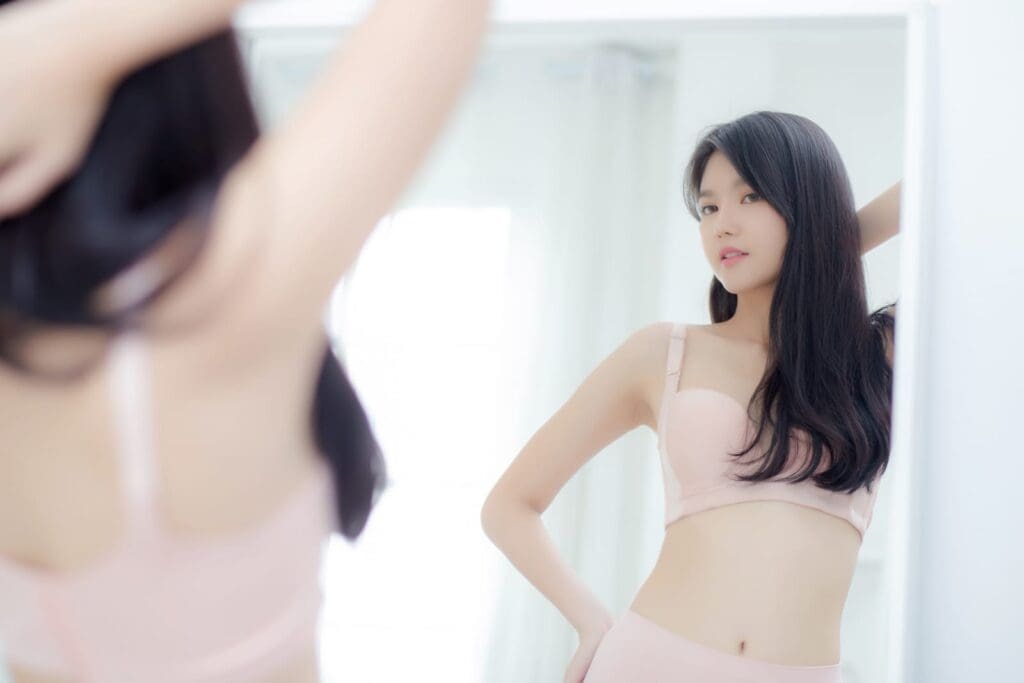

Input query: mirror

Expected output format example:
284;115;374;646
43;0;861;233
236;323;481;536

235;3;919;682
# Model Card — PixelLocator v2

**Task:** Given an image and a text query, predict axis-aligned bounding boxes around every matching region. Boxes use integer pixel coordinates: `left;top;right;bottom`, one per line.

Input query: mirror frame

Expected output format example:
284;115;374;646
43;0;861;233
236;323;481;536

235;4;937;683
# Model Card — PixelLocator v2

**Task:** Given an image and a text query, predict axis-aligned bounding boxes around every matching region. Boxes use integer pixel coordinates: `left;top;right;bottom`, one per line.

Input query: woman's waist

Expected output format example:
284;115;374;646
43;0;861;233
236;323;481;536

629;569;845;666
626;522;857;665
623;589;844;667
632;562;849;630
639;523;857;617
655;502;861;587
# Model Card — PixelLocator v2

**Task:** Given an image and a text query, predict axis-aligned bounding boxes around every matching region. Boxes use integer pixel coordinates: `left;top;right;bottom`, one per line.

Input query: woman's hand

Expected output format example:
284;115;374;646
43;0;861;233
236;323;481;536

563;620;613;683
0;2;116;218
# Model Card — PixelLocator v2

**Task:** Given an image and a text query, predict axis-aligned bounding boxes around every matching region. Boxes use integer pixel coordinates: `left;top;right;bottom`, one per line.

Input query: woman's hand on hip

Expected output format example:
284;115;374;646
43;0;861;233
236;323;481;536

564;620;613;683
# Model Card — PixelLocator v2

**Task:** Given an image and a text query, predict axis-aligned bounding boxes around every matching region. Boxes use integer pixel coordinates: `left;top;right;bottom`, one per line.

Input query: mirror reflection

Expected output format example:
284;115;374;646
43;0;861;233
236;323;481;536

242;13;904;683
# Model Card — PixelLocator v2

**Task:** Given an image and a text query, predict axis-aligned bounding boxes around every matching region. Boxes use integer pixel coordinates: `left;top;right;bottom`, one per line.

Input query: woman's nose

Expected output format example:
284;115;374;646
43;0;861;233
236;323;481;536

712;206;739;237
714;221;736;238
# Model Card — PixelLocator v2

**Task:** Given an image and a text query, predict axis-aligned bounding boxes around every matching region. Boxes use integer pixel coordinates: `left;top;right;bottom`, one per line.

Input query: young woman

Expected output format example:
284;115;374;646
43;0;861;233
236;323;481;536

0;0;490;681
482;111;900;683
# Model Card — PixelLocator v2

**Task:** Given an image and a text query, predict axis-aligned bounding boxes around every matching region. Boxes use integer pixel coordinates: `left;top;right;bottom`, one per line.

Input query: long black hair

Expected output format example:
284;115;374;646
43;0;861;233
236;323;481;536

0;7;385;540
682;111;895;494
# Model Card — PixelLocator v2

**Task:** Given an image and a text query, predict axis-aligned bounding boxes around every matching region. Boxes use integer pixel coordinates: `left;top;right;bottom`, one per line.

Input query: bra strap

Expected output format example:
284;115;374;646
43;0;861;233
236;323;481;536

665;323;687;391
108;331;160;531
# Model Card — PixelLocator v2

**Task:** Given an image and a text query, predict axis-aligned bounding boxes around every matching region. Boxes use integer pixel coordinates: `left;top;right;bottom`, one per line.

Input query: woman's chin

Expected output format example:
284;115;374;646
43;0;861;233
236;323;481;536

716;273;775;296
715;276;740;294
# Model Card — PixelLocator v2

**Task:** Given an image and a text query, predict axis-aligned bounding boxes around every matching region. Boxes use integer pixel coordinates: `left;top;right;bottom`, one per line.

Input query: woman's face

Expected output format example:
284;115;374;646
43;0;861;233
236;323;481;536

697;151;789;294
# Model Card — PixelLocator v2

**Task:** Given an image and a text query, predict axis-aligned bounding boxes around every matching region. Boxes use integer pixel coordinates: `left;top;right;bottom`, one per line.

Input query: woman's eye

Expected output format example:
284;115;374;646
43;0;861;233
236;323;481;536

701;194;758;215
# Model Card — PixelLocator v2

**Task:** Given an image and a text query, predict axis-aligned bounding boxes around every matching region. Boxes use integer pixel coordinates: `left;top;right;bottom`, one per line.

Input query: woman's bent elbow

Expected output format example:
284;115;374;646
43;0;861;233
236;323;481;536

481;489;530;542
480;490;504;540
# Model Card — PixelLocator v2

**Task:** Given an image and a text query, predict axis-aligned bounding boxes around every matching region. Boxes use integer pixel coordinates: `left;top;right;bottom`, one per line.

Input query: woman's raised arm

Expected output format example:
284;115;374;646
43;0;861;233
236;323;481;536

857;180;902;254
184;0;494;349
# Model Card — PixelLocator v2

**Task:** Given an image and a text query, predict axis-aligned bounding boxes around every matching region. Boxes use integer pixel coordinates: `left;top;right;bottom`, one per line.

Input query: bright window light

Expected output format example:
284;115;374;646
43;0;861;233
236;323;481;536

317;207;512;683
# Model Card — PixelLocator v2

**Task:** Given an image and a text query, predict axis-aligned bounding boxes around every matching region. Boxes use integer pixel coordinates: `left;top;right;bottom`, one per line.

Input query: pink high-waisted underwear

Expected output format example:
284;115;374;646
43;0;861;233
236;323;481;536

583;610;844;683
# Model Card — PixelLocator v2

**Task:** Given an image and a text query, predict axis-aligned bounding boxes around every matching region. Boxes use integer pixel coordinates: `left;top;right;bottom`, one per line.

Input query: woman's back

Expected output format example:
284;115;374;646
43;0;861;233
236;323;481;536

0;321;334;683
0;0;494;678
0;322;327;573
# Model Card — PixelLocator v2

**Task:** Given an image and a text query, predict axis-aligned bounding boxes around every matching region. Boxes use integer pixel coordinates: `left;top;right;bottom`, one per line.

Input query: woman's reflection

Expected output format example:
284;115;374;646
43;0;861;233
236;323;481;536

482;111;901;683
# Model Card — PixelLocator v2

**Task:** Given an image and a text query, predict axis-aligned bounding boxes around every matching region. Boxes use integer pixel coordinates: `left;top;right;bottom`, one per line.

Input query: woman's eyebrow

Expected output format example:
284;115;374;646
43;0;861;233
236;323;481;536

699;177;749;198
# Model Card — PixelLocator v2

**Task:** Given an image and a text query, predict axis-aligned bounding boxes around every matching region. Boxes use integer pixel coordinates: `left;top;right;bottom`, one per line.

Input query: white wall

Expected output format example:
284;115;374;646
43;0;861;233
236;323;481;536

902;1;1024;680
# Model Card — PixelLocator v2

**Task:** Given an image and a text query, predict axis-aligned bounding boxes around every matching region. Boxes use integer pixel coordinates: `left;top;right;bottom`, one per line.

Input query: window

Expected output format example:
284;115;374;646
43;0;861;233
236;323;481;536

318;207;511;682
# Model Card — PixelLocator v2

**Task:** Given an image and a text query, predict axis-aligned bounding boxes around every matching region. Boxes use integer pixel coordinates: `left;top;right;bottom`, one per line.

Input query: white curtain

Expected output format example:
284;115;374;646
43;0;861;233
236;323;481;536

245;36;677;681
459;45;677;683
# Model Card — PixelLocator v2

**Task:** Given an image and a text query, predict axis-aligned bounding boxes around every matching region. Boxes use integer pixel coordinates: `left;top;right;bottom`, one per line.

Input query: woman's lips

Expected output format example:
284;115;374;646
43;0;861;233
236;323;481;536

721;253;748;266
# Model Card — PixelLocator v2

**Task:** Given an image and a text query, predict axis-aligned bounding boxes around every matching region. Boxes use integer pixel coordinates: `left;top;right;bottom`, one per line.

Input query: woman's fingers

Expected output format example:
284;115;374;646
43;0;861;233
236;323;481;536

0;152;64;218
0;122;94;218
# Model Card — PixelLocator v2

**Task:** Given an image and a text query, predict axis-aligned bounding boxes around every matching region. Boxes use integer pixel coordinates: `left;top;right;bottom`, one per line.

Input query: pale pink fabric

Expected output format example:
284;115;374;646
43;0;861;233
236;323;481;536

658;323;881;539
584;610;843;683
0;333;336;682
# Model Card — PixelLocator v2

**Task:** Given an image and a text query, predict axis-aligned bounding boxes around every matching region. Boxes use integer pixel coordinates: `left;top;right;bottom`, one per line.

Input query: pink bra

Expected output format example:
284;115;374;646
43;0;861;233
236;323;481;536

657;324;881;539
0;333;336;682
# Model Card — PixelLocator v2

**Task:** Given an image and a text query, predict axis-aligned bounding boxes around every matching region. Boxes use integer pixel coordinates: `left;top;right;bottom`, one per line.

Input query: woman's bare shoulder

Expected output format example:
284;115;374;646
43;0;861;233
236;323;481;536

625;321;682;429
627;321;677;365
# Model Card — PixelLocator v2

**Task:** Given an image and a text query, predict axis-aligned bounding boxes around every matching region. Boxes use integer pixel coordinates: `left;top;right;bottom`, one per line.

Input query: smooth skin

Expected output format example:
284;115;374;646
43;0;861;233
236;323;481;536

481;151;900;683
0;0;492;682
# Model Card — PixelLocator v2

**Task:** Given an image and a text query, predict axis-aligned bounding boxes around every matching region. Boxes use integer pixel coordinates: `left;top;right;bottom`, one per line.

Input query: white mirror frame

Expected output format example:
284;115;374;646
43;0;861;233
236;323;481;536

235;3;937;683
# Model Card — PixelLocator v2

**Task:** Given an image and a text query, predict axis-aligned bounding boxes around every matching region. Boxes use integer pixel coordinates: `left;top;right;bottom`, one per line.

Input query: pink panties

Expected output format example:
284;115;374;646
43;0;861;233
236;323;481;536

583;610;844;683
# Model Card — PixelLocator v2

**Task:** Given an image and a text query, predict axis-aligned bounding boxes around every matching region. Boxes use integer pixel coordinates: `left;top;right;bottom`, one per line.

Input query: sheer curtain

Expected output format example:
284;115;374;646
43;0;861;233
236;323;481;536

319;43;676;682
472;45;677;683
243;33;677;681
330;42;676;682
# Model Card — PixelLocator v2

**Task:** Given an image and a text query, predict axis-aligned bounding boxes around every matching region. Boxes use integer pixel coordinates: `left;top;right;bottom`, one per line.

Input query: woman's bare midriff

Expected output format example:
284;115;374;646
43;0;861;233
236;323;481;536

629;500;862;667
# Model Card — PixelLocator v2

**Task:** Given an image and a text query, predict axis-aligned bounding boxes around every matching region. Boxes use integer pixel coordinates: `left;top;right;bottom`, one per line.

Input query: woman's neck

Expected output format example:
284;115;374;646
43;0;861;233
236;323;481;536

722;284;775;348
